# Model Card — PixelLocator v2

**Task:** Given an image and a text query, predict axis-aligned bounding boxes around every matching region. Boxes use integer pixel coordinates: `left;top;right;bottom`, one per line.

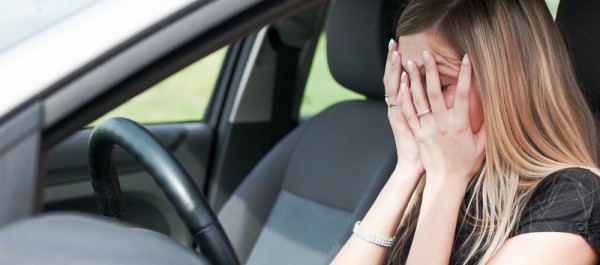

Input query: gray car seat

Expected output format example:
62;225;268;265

556;0;600;140
218;0;405;264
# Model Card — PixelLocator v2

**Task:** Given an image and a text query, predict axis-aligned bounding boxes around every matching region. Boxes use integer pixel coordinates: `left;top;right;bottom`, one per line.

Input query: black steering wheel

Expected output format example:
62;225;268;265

88;117;239;265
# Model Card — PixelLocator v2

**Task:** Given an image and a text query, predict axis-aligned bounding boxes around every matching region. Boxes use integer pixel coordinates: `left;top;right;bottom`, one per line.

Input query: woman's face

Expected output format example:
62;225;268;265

398;29;484;133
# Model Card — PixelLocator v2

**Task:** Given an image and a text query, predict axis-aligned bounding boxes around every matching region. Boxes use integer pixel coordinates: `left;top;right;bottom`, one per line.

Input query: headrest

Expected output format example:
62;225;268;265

326;0;406;99
556;0;600;111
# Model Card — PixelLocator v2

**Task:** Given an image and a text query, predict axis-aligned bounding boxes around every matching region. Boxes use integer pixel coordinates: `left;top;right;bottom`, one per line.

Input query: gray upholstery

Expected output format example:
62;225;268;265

556;0;600;111
219;0;410;260
219;0;405;263
282;101;397;212
218;126;309;261
0;214;208;265
219;101;397;263
245;191;352;265
556;0;600;163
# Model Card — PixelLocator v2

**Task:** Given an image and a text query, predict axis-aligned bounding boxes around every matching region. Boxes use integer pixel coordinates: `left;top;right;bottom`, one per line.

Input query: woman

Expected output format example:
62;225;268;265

332;0;600;264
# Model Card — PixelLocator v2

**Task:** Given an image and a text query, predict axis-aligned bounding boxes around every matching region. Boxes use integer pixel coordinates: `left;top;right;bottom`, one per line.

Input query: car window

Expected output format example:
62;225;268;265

0;0;97;52
546;0;560;18
300;33;365;117
91;47;227;125
301;0;560;118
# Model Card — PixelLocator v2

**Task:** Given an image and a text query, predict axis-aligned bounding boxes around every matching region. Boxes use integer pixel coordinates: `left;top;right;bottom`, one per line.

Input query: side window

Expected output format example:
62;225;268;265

546;0;560;18
91;47;227;125
300;33;365;117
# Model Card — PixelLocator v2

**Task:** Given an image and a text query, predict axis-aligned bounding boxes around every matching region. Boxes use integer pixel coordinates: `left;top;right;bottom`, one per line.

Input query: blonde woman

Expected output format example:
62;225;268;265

332;0;600;264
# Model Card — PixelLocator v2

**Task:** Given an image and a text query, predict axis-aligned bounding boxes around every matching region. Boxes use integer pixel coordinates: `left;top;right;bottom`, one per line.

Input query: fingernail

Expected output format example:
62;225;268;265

388;39;394;51
407;60;414;73
462;54;470;65
423;51;431;63
401;83;406;95
401;71;407;83
392;51;399;65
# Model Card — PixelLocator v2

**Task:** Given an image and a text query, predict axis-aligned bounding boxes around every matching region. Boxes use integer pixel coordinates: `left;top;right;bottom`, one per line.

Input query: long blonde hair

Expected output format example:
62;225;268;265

388;0;599;264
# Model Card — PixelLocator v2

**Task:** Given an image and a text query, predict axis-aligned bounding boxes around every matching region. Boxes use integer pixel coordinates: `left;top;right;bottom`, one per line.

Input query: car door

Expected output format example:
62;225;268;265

44;48;227;245
36;0;329;247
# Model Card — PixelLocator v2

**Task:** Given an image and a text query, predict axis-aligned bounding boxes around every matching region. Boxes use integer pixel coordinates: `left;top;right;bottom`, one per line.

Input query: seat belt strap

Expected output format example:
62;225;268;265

268;28;301;145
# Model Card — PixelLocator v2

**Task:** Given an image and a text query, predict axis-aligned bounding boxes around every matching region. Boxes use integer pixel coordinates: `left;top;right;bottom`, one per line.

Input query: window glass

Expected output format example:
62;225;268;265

91;47;227;126
300;34;365;117
546;0;560;18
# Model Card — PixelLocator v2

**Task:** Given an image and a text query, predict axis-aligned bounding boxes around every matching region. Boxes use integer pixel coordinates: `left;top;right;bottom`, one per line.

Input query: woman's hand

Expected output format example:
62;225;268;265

401;51;486;190
384;39;424;177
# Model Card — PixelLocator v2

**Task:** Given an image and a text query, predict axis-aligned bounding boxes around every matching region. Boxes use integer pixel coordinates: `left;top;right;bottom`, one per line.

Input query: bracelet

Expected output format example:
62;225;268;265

352;221;396;248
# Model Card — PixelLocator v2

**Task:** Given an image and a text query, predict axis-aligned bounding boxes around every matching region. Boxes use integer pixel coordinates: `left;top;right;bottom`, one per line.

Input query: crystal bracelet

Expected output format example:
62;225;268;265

352;221;396;248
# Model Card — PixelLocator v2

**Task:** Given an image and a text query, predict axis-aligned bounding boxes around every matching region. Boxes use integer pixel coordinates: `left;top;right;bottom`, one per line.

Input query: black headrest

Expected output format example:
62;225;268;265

556;0;600;111
326;0;405;100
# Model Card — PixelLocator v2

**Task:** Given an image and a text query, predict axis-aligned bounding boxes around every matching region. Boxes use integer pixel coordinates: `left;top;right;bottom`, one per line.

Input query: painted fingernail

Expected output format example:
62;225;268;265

388;39;394;51
401;83;406;95
407;60;414;73
401;71;407;83
392;51;399;65
462;54;470;65
423;51;431;63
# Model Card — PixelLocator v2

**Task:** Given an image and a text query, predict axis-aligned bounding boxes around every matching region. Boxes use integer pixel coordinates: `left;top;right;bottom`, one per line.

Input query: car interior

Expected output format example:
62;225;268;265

0;0;598;264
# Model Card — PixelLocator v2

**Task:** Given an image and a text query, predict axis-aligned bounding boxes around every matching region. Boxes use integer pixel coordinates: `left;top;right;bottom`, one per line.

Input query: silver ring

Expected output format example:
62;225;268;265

417;108;431;118
384;94;396;107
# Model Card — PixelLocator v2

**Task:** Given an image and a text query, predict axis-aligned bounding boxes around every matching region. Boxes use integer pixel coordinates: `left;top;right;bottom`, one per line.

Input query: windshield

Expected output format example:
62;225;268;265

0;0;97;52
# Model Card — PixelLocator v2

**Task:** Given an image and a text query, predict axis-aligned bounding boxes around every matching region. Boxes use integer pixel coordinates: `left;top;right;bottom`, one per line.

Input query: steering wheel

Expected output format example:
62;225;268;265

88;117;239;265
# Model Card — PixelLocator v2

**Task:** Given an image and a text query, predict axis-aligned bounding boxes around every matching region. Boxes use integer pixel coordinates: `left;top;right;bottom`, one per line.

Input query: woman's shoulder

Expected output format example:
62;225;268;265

543;167;600;182
516;167;600;248
533;167;600;197
527;167;600;209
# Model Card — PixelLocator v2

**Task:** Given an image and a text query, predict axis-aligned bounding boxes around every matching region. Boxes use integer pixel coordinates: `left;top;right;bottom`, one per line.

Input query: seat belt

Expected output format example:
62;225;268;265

268;28;301;146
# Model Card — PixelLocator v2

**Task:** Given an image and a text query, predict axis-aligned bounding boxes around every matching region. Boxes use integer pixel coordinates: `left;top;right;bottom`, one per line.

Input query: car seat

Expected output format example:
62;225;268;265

556;0;600;149
217;0;405;264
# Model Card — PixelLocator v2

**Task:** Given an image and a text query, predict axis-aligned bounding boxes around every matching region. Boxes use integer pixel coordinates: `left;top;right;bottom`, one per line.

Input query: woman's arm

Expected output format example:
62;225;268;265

330;169;422;265
489;233;597;264
331;39;424;265
405;180;467;264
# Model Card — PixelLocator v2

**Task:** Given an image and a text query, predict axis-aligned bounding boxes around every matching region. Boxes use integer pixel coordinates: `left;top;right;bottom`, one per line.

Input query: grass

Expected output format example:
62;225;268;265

93;0;560;125
547;0;560;18
91;48;226;125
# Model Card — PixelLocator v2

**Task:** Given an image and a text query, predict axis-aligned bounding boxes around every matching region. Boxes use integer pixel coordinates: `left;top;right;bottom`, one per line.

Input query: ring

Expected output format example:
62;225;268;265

385;94;396;107
416;108;431;118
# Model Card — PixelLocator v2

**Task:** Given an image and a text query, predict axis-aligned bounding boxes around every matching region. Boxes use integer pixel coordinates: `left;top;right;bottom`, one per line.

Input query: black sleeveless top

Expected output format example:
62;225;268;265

450;168;600;264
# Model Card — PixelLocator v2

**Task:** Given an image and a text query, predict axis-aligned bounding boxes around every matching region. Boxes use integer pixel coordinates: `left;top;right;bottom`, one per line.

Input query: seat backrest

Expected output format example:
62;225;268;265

218;0;405;264
556;0;600;110
556;0;600;160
